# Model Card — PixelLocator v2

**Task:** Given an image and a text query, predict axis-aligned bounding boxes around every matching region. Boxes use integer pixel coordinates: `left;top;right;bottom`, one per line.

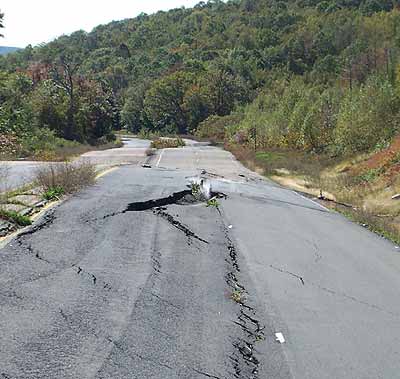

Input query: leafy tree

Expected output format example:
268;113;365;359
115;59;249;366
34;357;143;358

121;84;152;133
334;77;399;153
144;71;194;133
50;55;81;140
1;0;400;156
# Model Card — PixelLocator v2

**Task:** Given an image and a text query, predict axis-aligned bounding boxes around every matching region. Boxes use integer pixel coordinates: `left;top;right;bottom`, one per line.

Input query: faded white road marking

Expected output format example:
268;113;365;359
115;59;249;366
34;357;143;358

156;150;165;167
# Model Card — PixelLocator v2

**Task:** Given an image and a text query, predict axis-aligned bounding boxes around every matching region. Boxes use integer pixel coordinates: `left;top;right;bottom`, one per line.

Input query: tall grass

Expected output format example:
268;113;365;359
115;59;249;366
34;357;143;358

35;161;97;194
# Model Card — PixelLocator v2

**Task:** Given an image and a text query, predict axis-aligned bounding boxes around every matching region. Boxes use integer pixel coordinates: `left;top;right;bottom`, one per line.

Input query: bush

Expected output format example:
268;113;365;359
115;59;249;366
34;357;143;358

42;186;65;201
35;161;97;194
0;209;32;226
151;137;185;149
0;134;21;159
196;114;243;142
19;127;81;159
334;77;400;154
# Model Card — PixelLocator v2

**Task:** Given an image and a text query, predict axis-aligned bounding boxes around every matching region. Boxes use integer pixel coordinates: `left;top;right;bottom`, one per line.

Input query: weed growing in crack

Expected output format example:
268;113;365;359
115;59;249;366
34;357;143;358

221;222;264;378
206;198;219;208
231;289;245;304
191;182;201;196
42;186;65;201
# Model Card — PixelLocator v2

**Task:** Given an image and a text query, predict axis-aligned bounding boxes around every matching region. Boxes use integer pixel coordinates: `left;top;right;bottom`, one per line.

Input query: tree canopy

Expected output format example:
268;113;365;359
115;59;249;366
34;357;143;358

2;0;400;156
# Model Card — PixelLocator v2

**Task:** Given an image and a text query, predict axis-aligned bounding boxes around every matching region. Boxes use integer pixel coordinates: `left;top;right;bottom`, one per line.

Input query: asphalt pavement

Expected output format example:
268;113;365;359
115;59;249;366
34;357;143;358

0;137;150;191
1;139;399;378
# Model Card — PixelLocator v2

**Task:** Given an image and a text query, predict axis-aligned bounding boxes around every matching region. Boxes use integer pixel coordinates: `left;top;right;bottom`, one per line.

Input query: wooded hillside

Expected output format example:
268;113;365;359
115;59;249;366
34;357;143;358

1;0;400;157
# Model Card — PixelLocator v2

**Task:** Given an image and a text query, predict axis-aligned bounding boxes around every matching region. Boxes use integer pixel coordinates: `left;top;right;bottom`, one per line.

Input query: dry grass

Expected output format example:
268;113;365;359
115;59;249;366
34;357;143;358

228;142;400;245
34;161;97;194
145;148;156;157
225;143;336;177
34;140;124;162
330;205;400;245
151;137;185;149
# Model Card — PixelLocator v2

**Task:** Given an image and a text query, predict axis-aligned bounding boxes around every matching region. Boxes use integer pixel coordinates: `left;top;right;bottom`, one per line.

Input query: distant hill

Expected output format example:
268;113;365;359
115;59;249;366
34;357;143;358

0;46;20;55
0;0;398;150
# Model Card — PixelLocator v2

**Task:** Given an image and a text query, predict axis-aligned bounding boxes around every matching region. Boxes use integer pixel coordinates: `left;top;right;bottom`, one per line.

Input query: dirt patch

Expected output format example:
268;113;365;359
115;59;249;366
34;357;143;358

271;175;337;200
360;135;400;172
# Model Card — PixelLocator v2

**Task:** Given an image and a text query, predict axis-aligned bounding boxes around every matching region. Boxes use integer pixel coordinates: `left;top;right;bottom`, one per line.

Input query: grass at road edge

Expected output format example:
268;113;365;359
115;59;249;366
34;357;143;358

0;209;32;226
0;163;118;241
226;143;400;247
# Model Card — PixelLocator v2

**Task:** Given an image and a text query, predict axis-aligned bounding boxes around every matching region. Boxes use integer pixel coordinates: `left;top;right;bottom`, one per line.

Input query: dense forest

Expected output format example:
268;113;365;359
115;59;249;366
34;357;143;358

1;0;400;157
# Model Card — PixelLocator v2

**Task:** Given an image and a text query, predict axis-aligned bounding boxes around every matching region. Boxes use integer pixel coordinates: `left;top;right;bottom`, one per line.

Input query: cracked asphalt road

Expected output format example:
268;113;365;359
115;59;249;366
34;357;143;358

1;140;400;378
0;137;150;190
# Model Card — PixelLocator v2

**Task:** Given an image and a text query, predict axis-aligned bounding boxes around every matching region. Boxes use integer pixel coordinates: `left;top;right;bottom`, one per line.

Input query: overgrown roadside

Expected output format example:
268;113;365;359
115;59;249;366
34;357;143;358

226;141;400;246
0;161;102;239
0;134;123;162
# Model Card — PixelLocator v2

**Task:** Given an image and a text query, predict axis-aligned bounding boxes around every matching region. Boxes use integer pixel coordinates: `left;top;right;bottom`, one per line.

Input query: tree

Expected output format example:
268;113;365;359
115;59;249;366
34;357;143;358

122;83;153;133
144;71;194;133
50;55;81;140
203;64;247;116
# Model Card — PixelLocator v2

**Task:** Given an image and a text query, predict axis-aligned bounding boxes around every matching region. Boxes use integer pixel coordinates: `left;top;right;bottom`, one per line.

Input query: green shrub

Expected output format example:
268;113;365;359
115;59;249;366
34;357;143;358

196;114;243;141
206;198;219;207
19;127;80;158
334;77;400;154
35;161;97;194
0;209;32;226
356;168;382;183
42;186;65;201
151;137;185;149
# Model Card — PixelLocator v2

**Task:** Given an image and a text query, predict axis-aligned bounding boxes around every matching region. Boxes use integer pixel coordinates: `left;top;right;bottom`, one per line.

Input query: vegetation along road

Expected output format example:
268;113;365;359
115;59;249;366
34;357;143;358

1;139;400;379
1;137;151;190
2;0;400;377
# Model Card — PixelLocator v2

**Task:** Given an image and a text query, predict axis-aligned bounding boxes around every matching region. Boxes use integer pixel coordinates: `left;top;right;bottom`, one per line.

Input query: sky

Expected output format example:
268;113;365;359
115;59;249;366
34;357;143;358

1;0;201;47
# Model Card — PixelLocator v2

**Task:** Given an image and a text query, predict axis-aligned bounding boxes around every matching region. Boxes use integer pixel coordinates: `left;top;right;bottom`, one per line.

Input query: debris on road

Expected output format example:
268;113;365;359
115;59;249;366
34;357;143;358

200;169;225;178
0;220;16;237
275;333;286;344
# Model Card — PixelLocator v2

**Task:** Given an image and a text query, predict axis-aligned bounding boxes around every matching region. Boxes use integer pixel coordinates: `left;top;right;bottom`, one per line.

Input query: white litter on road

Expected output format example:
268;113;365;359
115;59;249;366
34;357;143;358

275;332;286;344
228;225;233;229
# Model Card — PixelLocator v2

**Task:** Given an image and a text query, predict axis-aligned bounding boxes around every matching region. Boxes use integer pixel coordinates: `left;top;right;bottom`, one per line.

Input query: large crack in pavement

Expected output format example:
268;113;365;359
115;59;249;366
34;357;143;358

92;184;265;378
220;222;265;379
152;207;209;244
13;211;56;263
102;188;225;219
16;211;56;239
96;184;226;245
4;179;267;378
